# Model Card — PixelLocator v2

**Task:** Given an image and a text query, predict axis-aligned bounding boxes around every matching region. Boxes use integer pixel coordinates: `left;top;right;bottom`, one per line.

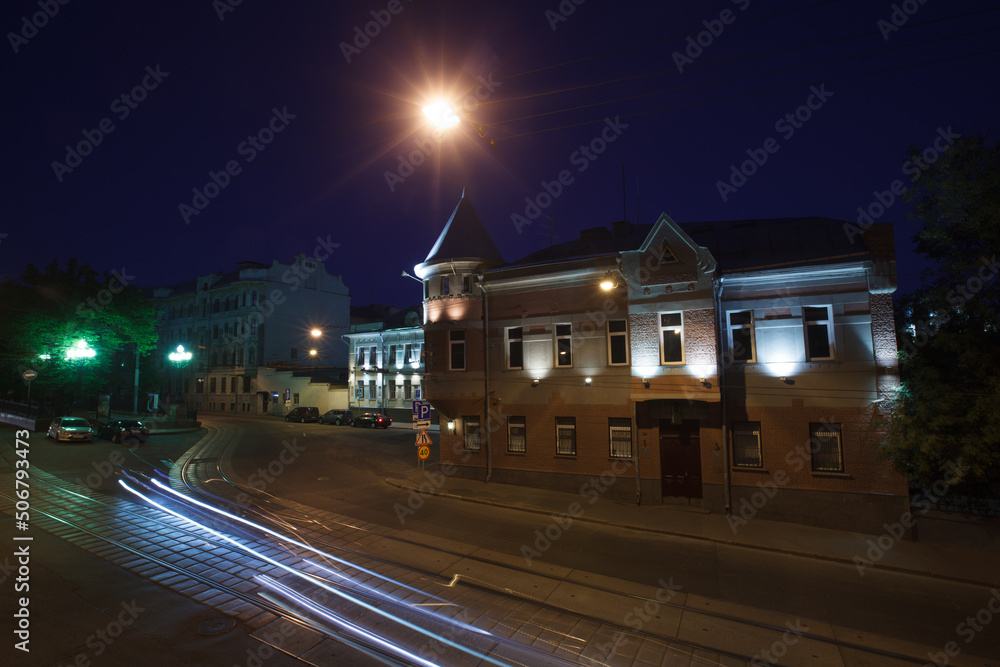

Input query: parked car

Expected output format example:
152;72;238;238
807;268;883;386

319;409;353;425
46;417;94;442
350;412;392;429
285;407;320;423
97;419;150;444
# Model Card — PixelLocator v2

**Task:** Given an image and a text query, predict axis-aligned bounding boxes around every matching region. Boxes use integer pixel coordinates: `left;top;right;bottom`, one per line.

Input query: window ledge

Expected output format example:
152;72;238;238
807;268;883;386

505;452;526;457
731;466;769;473
811;471;851;478
555;455;577;460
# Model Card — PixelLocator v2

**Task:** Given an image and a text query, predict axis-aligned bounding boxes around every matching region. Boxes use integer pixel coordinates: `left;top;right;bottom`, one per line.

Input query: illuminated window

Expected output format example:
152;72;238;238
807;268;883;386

556;417;576;456
732;421;763;468
727;311;756;363
609;418;632;458
804;306;834;360
608;320;629;365
659;313;684;364
555;323;572;367
810;422;844;472
507;416;526;453
463;416;481;451
449;330;466;370
506;327;523;369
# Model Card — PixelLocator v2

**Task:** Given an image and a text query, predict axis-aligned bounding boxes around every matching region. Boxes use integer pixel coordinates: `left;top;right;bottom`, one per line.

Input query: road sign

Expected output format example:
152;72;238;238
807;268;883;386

413;419;430;429
415;429;432;446
417;445;430;461
22;370;37;381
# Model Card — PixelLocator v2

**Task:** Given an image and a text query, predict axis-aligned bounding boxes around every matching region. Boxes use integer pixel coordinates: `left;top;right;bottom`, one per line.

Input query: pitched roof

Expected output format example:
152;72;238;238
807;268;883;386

422;193;504;265
505;217;874;272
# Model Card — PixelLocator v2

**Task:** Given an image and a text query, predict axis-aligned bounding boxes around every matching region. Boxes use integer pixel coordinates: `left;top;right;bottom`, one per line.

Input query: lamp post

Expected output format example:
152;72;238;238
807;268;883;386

168;345;192;409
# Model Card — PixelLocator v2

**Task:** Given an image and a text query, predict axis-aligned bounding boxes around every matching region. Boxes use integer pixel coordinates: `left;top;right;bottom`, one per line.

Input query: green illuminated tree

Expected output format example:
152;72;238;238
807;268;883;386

0;259;159;409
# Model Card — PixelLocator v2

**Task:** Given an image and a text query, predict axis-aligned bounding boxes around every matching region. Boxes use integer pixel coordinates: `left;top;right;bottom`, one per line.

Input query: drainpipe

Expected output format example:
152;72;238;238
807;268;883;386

478;274;492;483
714;274;731;515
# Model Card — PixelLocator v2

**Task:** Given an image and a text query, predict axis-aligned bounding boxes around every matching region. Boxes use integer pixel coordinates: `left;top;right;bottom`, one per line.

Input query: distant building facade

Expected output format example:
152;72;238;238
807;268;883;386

415;194;907;534
149;256;350;415
345;304;426;423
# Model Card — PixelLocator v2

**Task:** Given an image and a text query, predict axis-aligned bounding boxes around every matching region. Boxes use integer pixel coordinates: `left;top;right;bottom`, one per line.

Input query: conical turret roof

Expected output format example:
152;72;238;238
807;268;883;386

422;192;504;265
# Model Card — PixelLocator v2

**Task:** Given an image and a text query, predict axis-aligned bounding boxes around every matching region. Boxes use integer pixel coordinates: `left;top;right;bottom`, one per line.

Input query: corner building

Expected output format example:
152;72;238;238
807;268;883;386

416;194;907;534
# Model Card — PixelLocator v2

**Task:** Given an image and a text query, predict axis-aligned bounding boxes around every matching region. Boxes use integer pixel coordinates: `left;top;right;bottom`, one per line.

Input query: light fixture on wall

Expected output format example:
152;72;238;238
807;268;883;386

447;420;455;432
584;377;592;386
531;379;540;388
780;376;795;385
701;378;712;389
642;378;650;389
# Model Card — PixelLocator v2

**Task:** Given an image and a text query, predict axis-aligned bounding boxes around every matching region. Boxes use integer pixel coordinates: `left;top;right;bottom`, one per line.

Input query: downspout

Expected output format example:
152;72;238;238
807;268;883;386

478;274;492;483
714;273;731;515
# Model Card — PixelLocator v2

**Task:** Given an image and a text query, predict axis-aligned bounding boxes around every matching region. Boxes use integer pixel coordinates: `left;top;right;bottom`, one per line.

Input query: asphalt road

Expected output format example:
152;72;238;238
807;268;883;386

222;414;1000;661
13;415;1000;660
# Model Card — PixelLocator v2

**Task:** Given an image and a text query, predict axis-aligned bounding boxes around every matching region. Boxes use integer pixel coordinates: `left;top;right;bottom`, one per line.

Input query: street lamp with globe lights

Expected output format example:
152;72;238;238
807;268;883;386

168;345;192;407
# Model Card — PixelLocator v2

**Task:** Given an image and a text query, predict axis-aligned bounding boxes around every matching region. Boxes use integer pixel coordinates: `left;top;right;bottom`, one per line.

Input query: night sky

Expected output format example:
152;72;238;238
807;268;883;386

5;0;998;306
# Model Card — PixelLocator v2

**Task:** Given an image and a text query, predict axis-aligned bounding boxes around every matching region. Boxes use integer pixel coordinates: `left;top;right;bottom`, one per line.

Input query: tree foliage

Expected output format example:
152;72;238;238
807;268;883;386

0;259;160;408
886;135;1000;497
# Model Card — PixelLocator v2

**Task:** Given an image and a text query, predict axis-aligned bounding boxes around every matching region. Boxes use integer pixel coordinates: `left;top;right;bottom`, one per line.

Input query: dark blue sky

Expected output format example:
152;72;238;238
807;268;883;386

4;0;998;306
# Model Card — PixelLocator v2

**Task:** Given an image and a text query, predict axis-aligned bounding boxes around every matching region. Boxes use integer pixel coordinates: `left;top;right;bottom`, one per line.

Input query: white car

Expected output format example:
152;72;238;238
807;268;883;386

47;416;95;442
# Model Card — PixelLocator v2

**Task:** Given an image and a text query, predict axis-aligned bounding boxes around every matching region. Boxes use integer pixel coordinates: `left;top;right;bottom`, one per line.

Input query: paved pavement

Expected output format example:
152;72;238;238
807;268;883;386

384;464;999;590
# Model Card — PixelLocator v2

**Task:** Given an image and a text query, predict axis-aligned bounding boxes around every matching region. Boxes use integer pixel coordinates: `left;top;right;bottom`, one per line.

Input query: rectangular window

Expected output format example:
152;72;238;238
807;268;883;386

608;320;629;365
370;345;378;367
396;344;404;366
507;417;526;453
209;377;217;393
450;330;466;370
196;379;204;394
389;345;397;367
609;418;633;458
727;311;756;363
404;343;413;365
810;422;844;472
220;377;227;393
368;380;376;400
659;313;684;364
463;416;481;451
555;323;572;367
389;383;398;400
732;421;763;468
556;417;576;456
804;306;834;360
243;376;251;392
404;379;412;400
293;393;300;405
506;327;523;369
463;275;473;293
441;276;450;296
232;376;238;393
355;347;364;367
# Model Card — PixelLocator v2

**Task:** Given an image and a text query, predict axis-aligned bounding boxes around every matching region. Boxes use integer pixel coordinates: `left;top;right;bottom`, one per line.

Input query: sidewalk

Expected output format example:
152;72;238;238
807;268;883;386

385;466;1000;589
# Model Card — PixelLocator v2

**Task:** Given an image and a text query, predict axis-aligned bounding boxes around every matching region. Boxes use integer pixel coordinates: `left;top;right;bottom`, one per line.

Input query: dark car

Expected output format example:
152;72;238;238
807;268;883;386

285;407;320;423
319;409;353;425
351;412;392;428
97;419;150;444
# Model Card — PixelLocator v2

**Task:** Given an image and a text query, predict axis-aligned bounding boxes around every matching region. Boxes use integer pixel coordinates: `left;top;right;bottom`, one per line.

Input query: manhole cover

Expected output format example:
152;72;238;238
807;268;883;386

198;617;236;636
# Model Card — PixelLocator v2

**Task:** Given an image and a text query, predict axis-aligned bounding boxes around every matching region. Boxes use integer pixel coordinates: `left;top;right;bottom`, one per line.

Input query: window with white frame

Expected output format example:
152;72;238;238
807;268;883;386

609;418;633;458
463;416;481;451
388;345;397;367
608;320;629;365
659;313;684;364
389;383;397;400
555;323;572;367
367;380;376;400
506;327;523;369
804;306;834;360
507;416;526;453
355;347;364;367
556;417;576;455
732;421;763;468
403;379;412;400
810;422;844;472
727;311;756;363
369;345;378;367
449;330;466;370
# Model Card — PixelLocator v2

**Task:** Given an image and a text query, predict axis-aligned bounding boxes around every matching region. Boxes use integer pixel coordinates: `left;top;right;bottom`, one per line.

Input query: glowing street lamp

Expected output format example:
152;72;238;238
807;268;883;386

311;328;322;338
168;345;192;363
65;339;96;360
422;99;460;129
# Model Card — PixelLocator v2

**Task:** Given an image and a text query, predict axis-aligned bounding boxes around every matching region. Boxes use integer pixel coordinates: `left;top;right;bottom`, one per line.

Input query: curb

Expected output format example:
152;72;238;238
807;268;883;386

383;476;1000;590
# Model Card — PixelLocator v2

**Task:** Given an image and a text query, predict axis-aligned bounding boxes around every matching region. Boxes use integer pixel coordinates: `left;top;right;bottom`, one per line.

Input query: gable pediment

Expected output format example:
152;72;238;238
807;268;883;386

635;213;716;286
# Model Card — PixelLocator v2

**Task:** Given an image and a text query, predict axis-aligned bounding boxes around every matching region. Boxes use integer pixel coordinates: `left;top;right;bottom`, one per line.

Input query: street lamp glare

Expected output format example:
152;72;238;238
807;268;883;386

66;339;96;360
311;328;322;337
423;99;460;129
309;349;317;356
168;345;192;362
600;279;615;291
